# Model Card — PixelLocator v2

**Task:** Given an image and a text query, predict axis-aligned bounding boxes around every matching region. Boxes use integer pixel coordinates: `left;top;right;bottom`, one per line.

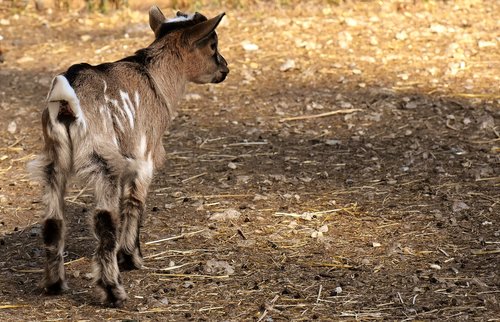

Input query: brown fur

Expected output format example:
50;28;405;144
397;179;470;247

28;6;228;306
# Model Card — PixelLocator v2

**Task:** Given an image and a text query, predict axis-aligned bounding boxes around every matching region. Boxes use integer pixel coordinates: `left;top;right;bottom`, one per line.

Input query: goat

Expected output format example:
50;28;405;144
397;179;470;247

28;6;229;307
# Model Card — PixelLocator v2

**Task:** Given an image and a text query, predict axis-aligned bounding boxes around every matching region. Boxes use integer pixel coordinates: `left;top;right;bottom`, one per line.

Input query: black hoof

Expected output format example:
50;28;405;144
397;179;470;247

44;279;68;295
117;250;142;271
97;280;127;307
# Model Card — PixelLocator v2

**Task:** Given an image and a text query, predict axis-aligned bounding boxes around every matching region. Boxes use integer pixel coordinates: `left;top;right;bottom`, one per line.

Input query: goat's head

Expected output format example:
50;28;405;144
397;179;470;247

149;6;229;84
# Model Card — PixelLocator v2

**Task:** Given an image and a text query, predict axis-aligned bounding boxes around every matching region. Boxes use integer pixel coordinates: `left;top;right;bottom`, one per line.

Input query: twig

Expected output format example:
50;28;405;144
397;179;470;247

149;262;193;271
469;138;500;144
438;248;450;257
316;284;323;304
257;295;279;322
156;273;229;279
312;262;353;269
145;229;205;245
280;108;362;122
190;194;253;199
181;172;207;183
198;306;225;312
471;249;500;255
453;93;500;99
227;141;268;146
397;292;404;304
0;305;28;309
445;119;459;131
475;176;500;182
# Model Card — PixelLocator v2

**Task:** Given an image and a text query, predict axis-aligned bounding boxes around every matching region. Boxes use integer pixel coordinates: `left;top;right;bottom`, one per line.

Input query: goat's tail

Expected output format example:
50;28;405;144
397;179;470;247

47;75;86;129
28;75;86;183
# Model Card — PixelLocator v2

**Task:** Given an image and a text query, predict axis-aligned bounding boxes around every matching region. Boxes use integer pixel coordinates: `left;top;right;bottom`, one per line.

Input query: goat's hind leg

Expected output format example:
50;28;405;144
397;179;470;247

118;163;152;271
90;154;127;307
39;159;69;294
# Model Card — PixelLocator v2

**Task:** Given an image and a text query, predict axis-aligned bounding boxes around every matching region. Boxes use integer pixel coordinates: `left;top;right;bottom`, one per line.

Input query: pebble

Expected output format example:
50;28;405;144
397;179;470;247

430;24;447;33
395;31;408;40
241;41;259;52
280;59;296;72
430;264;442;270
477;40;496;48
7;121;17;134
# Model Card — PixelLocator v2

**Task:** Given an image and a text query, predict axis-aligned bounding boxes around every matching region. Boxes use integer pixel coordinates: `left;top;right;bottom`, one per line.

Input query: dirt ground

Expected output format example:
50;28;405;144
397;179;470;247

0;0;499;320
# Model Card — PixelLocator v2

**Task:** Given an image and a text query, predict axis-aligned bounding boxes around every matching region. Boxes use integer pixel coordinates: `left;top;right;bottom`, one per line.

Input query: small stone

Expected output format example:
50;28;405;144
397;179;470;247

332;286;342;295
311;231;323;238
325;139;341;146
30;226;41;237
344;18;358;27
209;208;241;221
398;73;409;80
7;121;16;134
405;101;418;109
280;59;296;72
241;41;259;52
372;242;382;247
369;36;378;46
430;264;442;270
338;31;353;49
430;24;447;33
340;101;353;109
183;281;194;288
16;56;35;64
80;35;92;42
477;40;496;48
395;31;408;41
227;162;237;169
452;200;469;213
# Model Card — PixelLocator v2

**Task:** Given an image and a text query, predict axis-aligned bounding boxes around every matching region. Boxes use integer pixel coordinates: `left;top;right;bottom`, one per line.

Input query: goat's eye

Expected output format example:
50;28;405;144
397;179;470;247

210;43;217;51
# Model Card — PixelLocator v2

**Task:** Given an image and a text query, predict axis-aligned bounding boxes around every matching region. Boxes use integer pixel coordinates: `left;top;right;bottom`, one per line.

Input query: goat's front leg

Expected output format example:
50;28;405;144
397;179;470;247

92;169;127;307
41;161;69;294
118;163;152;271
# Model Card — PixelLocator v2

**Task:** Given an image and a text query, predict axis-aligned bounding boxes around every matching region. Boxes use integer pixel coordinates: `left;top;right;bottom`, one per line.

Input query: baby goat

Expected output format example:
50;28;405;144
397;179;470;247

29;6;228;306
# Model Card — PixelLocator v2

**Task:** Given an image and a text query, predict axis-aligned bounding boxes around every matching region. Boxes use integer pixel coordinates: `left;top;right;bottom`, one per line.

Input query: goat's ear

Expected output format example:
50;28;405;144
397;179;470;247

149;5;166;37
184;13;225;46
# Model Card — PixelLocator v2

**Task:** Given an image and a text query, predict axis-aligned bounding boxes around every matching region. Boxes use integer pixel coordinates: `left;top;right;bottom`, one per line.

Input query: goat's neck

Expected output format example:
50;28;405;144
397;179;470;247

147;63;186;120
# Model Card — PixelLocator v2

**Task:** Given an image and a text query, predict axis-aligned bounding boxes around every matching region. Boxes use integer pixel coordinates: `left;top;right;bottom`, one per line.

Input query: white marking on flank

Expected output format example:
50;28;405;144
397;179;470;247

139;134;147;157
120;90;135;129
134;91;140;111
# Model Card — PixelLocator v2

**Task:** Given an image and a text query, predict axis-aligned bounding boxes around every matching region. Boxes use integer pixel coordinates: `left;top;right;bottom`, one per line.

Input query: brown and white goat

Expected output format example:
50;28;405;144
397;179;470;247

29;6;228;307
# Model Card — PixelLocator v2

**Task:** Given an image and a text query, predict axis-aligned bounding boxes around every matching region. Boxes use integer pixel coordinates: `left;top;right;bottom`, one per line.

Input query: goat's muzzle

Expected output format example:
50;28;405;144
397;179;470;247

213;54;229;83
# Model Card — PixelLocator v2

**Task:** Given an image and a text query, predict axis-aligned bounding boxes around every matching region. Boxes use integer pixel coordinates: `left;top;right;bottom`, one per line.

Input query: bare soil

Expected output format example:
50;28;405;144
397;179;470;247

0;1;498;320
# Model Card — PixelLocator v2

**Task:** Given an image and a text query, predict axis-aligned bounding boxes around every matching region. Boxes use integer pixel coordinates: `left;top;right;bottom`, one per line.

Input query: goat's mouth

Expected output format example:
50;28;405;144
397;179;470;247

212;71;228;84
